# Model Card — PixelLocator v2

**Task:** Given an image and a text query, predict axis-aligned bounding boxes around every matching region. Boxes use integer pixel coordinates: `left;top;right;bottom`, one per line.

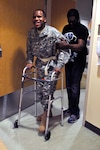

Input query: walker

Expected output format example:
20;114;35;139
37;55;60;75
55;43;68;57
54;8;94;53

14;66;64;141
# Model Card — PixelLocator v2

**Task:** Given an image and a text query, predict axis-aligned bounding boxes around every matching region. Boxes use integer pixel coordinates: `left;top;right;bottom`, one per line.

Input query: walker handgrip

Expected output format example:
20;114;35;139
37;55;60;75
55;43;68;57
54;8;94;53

22;66;35;75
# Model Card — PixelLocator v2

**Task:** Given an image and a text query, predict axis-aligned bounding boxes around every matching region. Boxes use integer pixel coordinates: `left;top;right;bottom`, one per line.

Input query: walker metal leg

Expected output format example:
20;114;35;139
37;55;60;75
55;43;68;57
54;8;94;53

14;87;23;128
44;95;52;141
14;66;37;128
44;72;64;141
33;68;38;117
61;96;64;126
34;82;37;117
61;72;64;126
14;75;25;128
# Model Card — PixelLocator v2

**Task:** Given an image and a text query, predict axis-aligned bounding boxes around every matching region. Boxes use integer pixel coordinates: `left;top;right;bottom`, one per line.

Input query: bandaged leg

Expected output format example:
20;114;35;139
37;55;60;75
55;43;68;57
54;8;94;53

37;104;53;121
38;104;53;133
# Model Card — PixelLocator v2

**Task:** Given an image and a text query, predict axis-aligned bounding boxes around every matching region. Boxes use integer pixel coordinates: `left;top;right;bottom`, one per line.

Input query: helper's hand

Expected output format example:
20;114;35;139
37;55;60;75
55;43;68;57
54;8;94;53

54;67;61;74
26;63;33;69
56;40;69;49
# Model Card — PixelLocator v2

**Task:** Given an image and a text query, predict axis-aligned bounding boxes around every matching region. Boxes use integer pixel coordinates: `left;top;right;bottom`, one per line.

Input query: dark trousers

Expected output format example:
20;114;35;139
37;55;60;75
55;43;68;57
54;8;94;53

65;56;86;116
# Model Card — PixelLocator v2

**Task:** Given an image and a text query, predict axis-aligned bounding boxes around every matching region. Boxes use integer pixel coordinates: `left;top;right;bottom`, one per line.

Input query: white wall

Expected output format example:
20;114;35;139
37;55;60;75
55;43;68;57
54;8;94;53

84;0;100;129
76;0;93;20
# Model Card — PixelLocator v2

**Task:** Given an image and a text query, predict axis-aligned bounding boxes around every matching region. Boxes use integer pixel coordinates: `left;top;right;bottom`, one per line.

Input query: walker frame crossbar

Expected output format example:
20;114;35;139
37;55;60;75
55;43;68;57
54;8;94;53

14;66;64;141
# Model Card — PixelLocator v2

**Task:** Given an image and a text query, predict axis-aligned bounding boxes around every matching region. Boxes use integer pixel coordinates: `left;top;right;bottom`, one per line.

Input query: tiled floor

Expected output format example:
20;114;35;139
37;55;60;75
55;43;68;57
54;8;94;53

0;89;100;150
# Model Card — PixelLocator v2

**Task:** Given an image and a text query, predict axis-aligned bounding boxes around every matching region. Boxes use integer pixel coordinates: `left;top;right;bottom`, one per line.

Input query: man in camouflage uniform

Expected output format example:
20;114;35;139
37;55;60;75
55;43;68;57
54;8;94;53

26;9;70;133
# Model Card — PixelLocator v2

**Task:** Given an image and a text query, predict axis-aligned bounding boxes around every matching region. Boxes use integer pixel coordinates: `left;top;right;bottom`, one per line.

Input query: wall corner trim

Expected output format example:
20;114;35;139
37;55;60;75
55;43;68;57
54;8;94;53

85;121;100;136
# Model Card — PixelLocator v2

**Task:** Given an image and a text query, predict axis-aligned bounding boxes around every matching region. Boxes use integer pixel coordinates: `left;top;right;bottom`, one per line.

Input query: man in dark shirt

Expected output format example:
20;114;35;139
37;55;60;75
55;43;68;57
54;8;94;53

57;8;89;123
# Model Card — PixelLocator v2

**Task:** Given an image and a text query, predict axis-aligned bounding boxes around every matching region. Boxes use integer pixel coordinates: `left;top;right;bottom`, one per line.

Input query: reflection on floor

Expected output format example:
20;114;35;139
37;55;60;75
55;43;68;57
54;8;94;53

0;89;100;150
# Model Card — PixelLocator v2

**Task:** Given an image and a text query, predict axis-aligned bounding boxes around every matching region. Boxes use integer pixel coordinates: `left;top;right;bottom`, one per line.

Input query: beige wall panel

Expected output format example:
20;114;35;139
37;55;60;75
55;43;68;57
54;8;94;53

0;0;76;95
51;0;75;32
0;0;44;96
84;0;100;129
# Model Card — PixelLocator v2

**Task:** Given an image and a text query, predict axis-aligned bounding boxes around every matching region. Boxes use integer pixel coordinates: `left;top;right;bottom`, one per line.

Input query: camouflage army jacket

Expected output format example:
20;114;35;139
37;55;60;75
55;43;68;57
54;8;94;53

26;24;70;69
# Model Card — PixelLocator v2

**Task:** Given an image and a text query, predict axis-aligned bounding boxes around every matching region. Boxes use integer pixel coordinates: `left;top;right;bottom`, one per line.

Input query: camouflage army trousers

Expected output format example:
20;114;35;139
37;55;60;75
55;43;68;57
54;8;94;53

36;70;59;110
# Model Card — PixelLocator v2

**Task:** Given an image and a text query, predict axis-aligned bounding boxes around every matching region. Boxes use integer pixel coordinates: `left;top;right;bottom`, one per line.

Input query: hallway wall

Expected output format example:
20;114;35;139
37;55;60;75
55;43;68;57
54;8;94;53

84;0;100;134
0;0;75;97
0;0;44;96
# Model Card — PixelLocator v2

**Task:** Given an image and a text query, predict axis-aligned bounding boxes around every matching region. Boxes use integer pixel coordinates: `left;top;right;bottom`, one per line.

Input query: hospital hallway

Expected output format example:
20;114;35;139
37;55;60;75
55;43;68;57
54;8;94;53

0;89;100;150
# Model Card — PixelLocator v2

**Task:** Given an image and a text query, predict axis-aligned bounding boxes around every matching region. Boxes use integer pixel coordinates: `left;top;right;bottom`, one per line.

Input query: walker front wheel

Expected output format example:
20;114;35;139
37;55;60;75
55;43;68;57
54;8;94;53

14;120;19;128
44;131;51;141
